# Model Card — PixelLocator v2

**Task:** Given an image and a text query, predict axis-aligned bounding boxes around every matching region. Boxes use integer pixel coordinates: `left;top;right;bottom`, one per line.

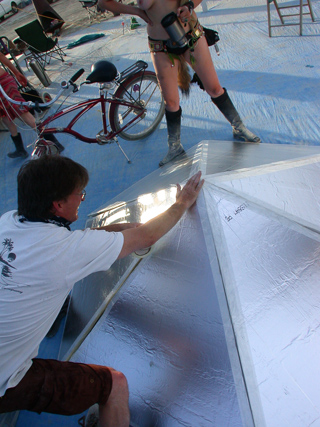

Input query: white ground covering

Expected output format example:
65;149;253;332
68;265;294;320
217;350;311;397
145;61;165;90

46;0;320;147
0;1;320;426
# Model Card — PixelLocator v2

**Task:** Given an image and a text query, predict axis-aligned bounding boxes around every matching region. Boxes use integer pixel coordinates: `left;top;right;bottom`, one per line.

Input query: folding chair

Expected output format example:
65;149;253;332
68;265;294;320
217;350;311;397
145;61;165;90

14;20;66;68
38;11;65;35
79;0;109;23
267;0;316;36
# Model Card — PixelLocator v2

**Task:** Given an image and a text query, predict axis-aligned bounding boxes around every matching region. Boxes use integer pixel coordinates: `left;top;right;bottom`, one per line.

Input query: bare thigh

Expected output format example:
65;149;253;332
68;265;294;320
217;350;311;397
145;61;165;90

183;36;224;98
150;51;180;111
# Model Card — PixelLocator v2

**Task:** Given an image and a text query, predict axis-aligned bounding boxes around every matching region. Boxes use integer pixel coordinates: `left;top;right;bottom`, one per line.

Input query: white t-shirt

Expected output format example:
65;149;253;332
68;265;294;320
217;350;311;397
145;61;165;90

0;210;124;396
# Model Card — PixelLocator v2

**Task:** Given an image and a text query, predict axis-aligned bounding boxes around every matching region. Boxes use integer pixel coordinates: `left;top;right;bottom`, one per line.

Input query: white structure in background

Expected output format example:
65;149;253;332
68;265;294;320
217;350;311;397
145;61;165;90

61;140;320;427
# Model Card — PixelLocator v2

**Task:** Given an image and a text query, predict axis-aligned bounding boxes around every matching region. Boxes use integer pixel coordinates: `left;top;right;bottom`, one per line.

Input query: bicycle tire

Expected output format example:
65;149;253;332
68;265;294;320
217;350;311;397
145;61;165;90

109;71;165;141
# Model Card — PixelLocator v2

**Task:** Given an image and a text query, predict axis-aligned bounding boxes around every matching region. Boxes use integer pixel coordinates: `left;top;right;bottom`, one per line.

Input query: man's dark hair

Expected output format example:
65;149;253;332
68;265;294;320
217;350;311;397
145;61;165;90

18;155;89;219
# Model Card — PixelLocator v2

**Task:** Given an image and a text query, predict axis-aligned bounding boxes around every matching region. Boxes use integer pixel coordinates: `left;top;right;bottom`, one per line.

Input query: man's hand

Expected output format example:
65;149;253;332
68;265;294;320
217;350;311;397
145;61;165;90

118;171;204;259
176;171;204;210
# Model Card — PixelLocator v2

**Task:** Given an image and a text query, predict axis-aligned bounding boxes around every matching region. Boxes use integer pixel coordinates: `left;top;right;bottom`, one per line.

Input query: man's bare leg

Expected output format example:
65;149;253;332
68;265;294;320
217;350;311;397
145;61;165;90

99;368;130;427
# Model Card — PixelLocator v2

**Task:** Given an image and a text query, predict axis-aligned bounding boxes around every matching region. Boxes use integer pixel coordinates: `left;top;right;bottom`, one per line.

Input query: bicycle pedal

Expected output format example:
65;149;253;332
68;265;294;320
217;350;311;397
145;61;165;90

96;130;113;145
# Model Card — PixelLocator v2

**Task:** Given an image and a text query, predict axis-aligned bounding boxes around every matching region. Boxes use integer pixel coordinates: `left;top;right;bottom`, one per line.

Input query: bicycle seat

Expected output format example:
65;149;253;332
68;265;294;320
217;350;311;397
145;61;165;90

86;60;118;83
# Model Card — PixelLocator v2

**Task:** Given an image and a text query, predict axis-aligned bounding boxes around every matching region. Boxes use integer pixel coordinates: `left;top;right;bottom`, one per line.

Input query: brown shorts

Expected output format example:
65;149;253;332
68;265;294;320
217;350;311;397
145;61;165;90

0;72;29;120
0;359;112;415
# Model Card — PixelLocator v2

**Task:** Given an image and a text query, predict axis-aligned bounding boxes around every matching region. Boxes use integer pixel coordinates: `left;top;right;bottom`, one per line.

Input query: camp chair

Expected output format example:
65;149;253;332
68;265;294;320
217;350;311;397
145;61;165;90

38;11;65;35
79;0;109;23
267;0;316;36
14;19;66;68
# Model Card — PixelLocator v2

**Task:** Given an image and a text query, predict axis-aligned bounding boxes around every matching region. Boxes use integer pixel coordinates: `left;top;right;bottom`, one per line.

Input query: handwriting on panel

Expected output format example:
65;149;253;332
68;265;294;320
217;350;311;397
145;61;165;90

224;203;248;222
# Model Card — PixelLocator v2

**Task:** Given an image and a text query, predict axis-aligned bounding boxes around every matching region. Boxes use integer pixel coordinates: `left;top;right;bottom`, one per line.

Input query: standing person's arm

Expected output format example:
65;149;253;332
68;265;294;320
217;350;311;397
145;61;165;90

177;0;201;22
0;52;28;87
98;0;152;24
118;171;204;259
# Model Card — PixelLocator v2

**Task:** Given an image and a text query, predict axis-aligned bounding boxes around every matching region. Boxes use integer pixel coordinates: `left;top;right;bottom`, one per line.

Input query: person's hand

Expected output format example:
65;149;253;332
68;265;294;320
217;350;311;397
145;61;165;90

15;72;28;87
176;171;204;210
177;5;192;25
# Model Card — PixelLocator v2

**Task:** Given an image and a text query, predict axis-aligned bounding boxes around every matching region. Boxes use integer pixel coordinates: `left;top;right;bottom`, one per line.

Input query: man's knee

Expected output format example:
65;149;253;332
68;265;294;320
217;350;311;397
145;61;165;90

108;368;128;398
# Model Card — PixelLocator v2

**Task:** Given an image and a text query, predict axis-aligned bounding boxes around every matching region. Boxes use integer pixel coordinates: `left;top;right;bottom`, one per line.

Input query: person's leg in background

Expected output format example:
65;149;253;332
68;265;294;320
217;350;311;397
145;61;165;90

151;51;185;166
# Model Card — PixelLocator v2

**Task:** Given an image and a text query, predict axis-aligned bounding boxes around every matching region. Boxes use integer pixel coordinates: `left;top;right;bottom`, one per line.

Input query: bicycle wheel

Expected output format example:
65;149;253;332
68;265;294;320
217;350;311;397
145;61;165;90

109;71;165;141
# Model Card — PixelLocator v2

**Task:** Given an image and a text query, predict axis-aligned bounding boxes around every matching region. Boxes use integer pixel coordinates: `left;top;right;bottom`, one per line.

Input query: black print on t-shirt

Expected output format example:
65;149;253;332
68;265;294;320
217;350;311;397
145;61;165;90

0;238;16;282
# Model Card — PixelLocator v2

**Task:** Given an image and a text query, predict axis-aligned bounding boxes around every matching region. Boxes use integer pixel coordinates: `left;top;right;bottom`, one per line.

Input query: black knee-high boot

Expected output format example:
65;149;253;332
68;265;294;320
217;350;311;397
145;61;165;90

159;107;185;167
8;133;28;159
212;88;260;143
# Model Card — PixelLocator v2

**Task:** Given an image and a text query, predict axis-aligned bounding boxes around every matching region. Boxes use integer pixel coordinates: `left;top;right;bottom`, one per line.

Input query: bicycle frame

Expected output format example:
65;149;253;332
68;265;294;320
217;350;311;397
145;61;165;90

0;60;164;162
38;85;147;144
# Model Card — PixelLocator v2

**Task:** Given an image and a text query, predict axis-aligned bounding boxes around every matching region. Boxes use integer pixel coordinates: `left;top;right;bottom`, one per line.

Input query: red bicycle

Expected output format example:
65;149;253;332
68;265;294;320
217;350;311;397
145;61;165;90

0;60;165;162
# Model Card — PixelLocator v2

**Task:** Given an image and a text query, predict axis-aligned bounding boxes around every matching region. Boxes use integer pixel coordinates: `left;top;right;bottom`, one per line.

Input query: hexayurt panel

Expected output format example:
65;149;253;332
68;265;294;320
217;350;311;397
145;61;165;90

60;140;320;426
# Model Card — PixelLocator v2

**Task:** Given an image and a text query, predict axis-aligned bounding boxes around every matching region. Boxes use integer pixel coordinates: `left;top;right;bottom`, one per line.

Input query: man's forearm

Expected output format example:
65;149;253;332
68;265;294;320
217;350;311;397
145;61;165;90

118;172;204;259
118;201;188;258
93;223;140;232
139;201;187;245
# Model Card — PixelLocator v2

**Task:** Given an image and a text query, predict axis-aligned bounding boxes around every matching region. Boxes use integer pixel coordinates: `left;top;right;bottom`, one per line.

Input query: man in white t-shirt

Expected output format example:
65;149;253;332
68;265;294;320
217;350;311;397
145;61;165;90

0;155;203;427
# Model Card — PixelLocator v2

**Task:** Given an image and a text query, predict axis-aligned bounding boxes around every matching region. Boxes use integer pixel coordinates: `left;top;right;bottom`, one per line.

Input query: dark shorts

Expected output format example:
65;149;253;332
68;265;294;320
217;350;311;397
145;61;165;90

0;72;29;120
0;359;112;416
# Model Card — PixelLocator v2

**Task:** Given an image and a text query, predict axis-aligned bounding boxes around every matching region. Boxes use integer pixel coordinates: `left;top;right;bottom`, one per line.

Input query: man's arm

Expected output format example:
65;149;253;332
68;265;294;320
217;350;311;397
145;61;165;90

118;171;204;259
0;52;28;87
98;0;152;24
93;223;140;232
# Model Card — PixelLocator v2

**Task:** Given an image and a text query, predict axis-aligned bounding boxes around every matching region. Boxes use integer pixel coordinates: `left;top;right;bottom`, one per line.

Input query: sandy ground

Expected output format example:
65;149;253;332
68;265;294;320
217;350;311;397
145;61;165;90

0;3;319;424
0;0;118;41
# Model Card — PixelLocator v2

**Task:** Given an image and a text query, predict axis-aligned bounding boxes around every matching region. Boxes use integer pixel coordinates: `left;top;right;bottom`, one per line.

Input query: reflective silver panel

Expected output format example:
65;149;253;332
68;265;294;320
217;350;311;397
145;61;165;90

71;206;243;426
60;141;320;426
202;159;320;426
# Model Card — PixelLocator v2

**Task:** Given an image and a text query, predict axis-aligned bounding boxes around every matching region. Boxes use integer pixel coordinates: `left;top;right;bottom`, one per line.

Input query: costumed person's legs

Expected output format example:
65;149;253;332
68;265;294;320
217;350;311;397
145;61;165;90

159;107;184;167
211;88;260;143
0;73;33;158
0;72;64;157
1;115;28;159
151;51;185;166
186;36;260;143
18;110;65;153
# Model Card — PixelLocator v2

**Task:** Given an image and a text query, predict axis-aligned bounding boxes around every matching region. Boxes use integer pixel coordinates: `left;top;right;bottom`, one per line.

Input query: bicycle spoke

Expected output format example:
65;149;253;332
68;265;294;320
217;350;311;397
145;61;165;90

109;72;165;141
109;72;164;140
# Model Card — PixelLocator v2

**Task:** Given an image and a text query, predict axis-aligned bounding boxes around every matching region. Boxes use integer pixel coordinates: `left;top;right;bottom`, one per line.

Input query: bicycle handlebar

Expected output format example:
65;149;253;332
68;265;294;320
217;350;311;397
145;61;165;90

0;68;85;109
69;68;85;84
